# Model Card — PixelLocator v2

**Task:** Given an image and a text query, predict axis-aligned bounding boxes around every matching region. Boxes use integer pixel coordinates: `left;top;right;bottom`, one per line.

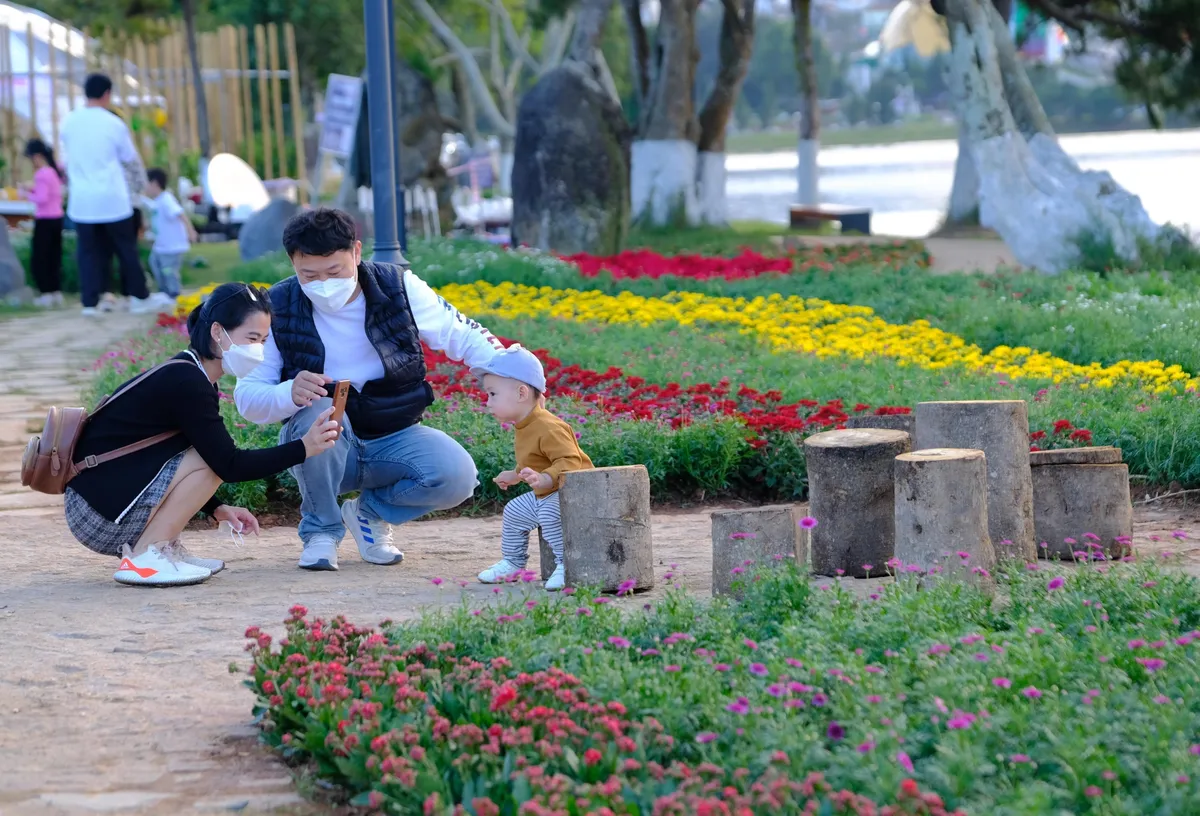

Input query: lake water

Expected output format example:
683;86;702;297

725;128;1200;237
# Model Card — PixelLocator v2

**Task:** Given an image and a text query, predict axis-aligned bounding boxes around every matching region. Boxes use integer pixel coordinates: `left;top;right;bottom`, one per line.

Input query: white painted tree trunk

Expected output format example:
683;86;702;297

631;139;699;225
696;151;727;225
796;139;819;207
945;121;980;226
946;0;1159;273
499;152;514;196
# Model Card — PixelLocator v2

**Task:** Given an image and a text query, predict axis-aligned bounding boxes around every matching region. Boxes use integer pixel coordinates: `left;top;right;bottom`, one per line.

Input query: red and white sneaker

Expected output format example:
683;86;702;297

113;543;213;587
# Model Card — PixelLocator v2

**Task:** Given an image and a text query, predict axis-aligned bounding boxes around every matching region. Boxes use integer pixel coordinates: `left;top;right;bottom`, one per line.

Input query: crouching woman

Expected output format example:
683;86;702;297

65;282;339;587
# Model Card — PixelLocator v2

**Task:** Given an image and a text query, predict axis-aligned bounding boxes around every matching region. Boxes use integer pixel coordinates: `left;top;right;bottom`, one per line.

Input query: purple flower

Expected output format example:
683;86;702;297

617;579;636;595
896;751;914;773
607;636;631;648
767;683;786;698
1022;686;1043;699
826;721;844;740
993;677;1012;688
696;731;717;744
799;516;818;530
744;638;759;650
749;662;769;677
1010;753;1031;763
1047;576;1065;591
664;664;681;672
726;697;750;714
1138;657;1167;672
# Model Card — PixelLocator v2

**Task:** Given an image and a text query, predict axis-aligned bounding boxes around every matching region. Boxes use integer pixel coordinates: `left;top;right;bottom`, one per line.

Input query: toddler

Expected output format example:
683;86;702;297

473;345;593;590
143;167;197;301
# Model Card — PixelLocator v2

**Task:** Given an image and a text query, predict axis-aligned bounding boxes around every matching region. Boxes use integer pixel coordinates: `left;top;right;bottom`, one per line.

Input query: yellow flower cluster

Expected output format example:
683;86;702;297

438;281;1199;393
175;283;276;318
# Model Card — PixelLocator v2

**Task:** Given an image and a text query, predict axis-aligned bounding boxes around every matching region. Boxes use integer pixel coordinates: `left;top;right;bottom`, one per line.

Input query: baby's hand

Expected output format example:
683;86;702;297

518;467;553;491
493;470;521;490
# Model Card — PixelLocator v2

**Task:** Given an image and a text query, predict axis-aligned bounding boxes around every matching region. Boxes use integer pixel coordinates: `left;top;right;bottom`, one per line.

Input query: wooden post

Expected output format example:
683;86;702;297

284;23;308;203
222;27;244;155
47;22;59;152
25;23;38;141
132;38;149;163
254;24;273;179
1;23;17;183
111;33;128;121
267;23;286;180
162;32;183;157
76;28;90;109
146;38;173;180
237;26;254;170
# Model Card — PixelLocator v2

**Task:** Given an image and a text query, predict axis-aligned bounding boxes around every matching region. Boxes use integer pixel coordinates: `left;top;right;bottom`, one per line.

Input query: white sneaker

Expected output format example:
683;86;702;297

341;497;404;565
298;534;339;571
129;296;157;315
33;293;53;308
113;543;212;587
148;292;177;313
545;563;565;591
478;558;523;584
81;306;99;316
161;539;225;574
51;292;65;307
98;293;118;313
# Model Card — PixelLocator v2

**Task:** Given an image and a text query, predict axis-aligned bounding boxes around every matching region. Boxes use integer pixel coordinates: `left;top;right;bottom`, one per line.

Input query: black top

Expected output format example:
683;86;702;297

70;351;307;522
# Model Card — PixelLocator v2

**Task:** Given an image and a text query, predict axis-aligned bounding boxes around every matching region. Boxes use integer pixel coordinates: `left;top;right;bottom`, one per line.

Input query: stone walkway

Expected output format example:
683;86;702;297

1;308;1198;815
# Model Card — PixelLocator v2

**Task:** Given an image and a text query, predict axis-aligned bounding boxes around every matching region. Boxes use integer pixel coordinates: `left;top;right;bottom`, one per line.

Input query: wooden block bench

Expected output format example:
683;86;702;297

789;204;872;235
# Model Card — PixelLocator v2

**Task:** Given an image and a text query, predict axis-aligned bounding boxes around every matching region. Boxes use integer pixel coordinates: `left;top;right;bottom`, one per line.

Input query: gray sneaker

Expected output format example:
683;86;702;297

161;539;226;574
298;535;339;571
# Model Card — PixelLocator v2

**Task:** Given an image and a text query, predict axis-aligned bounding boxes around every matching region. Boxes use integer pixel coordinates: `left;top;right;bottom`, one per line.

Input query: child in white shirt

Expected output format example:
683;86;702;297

143;167;197;300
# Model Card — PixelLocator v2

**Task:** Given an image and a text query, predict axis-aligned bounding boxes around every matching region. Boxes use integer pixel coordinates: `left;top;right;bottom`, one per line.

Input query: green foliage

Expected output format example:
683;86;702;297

247;560;1200;812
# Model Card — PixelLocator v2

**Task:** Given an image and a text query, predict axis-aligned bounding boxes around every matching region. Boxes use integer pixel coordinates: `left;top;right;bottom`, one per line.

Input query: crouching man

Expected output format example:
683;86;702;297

234;208;503;570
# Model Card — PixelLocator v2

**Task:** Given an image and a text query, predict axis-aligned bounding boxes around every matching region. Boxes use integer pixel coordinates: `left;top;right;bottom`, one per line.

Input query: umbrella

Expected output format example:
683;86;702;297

878;0;950;57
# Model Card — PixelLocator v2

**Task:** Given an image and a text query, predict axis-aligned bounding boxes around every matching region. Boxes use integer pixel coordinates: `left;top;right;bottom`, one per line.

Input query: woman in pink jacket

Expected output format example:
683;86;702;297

21;139;65;308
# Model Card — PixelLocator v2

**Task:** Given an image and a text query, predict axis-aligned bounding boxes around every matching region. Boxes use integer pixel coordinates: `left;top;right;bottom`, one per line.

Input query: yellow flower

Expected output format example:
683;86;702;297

153;108;168;128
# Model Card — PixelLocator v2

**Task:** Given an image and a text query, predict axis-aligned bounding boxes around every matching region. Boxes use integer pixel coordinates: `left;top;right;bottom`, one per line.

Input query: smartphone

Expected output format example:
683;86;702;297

330;380;351;428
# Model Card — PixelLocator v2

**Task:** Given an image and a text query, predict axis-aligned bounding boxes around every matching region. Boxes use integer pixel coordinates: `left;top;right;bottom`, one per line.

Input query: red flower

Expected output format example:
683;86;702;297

1069;429;1093;443
584;747;603;766
1052;419;1073;434
1030;430;1046;441
490;682;518;712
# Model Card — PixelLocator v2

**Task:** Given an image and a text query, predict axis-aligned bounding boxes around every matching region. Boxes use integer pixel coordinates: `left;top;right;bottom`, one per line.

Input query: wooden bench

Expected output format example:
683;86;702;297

789;204;872;235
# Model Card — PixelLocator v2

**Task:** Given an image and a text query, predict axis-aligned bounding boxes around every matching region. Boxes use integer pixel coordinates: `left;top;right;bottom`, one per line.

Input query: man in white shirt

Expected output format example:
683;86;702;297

234;208;504;571
60;74;154;315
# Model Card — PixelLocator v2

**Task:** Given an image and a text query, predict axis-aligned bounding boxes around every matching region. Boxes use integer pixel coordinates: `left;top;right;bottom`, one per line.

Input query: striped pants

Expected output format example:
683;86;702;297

501;490;563;567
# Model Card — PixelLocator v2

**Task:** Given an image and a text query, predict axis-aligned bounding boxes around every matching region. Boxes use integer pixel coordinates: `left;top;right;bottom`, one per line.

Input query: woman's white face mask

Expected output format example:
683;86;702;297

219;327;265;378
301;275;358;313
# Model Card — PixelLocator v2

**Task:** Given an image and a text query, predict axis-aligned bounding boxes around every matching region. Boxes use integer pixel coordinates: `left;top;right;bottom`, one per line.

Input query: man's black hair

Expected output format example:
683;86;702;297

187;283;272;360
281;207;358;257
147;167;169;189
84;73;113;100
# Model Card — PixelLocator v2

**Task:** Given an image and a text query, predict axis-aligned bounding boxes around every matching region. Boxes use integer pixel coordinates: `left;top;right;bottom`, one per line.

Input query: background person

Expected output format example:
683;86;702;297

19;139;64;308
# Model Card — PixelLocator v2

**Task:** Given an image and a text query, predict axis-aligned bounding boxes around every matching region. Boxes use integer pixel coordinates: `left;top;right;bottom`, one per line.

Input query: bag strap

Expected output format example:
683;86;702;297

93;357;195;416
70;357;195;476
70;430;181;478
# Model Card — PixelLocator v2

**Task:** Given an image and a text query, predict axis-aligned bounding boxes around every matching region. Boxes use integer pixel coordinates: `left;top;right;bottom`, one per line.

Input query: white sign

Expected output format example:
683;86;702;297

319;74;363;158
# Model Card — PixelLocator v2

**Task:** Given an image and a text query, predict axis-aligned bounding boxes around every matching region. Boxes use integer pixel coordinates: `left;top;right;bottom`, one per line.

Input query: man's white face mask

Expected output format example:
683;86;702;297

301;275;357;313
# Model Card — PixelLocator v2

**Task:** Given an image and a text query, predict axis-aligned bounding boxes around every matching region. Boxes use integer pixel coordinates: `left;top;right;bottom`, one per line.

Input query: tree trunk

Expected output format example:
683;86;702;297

945;0;1159;272
695;0;755;224
453;65;480;146
568;0;617;64
621;0;651;116
631;0;701;225
182;0;210;160
791;0;819;206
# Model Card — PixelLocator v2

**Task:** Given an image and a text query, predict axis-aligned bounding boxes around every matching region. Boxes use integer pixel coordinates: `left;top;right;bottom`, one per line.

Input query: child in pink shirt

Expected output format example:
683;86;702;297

21;139;65;307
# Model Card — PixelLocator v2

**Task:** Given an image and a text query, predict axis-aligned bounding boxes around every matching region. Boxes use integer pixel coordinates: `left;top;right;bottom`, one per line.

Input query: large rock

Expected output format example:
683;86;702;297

238;198;300;261
0;224;25;297
510;62;632;255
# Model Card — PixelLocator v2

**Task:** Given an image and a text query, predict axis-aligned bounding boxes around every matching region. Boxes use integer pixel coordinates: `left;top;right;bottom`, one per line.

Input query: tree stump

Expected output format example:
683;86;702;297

915;400;1036;561
710;505;808;596
560;466;654;592
1031;448;1132;560
804;428;911;577
894;448;997;590
845;414;916;438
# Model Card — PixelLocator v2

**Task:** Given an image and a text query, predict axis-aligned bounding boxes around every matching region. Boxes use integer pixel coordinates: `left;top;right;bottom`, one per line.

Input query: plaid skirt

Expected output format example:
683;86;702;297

64;452;185;556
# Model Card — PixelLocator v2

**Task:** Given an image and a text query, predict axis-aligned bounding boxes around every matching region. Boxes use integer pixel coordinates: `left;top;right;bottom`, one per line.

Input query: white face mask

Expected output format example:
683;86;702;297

302;275;358;313
219;328;265;378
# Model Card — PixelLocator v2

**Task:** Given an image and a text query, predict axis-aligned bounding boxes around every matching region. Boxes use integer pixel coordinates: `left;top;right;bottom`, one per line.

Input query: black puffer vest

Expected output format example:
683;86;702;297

269;260;434;439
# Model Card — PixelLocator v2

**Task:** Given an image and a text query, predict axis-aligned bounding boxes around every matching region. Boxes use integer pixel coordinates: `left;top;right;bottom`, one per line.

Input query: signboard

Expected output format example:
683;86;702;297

319;74;363;158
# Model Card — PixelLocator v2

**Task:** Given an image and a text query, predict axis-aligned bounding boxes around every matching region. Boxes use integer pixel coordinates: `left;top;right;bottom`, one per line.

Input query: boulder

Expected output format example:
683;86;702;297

238;198;300;262
0;224;25;298
510;62;632;255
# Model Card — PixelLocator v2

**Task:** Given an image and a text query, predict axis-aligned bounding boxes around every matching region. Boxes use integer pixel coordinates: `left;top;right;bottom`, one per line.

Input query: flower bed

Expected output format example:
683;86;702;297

560;241;929;281
244;557;1200;813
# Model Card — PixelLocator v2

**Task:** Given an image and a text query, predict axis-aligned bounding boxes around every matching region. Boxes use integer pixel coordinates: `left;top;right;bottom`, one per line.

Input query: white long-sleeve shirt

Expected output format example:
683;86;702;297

234;269;503;425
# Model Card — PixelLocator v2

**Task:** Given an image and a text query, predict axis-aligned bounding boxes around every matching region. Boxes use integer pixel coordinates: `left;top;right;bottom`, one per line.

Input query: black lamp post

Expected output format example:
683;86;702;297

363;0;407;265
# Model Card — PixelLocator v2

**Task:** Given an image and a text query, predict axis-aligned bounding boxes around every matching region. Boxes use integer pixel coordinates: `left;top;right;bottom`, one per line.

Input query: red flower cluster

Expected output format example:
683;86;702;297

245;608;964;815
425;341;911;438
560;242;928;282
1030;419;1095;452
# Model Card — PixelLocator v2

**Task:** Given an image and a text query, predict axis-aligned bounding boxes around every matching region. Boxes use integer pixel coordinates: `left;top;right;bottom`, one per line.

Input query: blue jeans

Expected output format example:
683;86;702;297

282;398;479;543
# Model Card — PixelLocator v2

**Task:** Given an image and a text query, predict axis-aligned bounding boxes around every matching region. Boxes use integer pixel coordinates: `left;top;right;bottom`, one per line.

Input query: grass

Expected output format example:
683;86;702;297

726;117;958;154
179;240;247;289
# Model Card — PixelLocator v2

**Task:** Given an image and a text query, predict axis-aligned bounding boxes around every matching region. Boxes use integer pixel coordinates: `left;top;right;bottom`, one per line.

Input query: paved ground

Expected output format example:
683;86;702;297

2;294;1196;815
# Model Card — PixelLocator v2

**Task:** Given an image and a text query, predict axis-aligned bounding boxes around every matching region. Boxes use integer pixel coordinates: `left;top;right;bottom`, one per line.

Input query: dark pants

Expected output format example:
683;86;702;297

31;217;63;294
76;215;148;307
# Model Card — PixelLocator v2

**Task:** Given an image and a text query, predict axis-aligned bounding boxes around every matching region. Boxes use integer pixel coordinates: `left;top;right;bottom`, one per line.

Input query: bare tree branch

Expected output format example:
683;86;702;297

471;0;543;74
539;12;576;75
1021;0;1147;35
412;0;515;137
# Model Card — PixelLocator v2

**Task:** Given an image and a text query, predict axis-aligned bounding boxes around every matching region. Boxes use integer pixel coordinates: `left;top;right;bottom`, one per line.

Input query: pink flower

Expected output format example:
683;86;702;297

726;697;750;714
617;579;637;595
664;664;681;672
749;662;769;676
744;638;759;650
1154;694;1171;704
1022;686;1043;699
896;751;915;773
1047;576;1065;591
957;551;971;560
1010;754;1031;763
430;576;444;586
1137;657;1167;672
696;731;717;744
607;636;631;648
857;740;875;753
799;516;818;530
714;663;732;672
1084;786;1102;797
993;677;1012;688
